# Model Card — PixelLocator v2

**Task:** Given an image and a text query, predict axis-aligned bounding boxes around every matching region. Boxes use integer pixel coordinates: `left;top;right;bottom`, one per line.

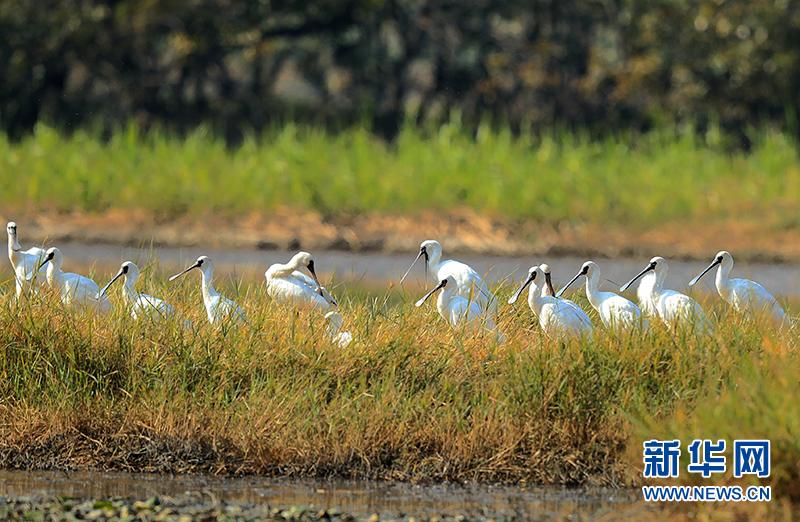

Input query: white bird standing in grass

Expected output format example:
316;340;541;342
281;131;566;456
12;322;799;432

265;251;337;311
400;239;497;314
557;261;644;330
325;311;353;347
169;256;246;325
6;221;46;298
416;275;505;341
689;250;787;325
621;256;711;333
509;265;592;340
100;261;175;321
37;247;111;312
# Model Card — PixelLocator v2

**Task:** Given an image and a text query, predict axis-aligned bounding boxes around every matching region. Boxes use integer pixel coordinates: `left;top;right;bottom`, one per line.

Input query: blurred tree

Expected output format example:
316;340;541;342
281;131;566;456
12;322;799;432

0;0;798;142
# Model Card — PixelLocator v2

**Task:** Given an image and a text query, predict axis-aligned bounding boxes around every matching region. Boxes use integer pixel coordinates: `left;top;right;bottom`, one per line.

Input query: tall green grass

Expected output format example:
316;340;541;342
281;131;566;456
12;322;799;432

0;269;796;496
2;124;799;227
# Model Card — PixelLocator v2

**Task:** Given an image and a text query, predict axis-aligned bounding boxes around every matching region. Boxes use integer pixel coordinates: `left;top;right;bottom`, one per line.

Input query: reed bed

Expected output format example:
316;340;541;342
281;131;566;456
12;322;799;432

2;124;799;230
0;267;796;500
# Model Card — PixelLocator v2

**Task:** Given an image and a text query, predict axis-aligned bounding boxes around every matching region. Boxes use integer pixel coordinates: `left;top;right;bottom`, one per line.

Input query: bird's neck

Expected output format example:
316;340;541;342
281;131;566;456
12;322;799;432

585;275;602;308
7;235;21;258
426;252;442;277
436;290;451;319
201;271;218;302
715;264;732;298
527;283;545;314
268;262;294;279
122;278;139;305
46;264;61;287
649;272;665;297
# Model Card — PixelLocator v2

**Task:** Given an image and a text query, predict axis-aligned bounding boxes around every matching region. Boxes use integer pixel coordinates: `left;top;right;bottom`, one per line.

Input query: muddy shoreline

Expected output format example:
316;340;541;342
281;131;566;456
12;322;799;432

7;209;800;263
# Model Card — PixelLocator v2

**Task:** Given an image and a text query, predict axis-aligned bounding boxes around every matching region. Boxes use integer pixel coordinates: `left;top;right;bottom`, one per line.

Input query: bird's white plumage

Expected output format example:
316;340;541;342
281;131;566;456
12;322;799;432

416;275;505;341
170;256;246;325
509;266;592;340
39;247;111;312
636;271;658;317
265;251;336;311
408;240;497;314
558;261;644;330
325;311;353;347
689;251;786;325
6;222;47;298
101;261;175;321
539;263;591;322
622;256;711;333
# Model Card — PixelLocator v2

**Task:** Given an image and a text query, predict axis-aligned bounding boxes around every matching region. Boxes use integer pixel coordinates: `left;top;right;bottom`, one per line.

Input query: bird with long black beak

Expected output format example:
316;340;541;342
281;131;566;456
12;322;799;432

620;256;711;333
6;221;47;298
689;250;787;325
557;260;644;330
265;251;337;311
169;256;246;325
37;247;111;312
100;261;175;321
400;239;497;315
416;275;505;341
509;265;592;340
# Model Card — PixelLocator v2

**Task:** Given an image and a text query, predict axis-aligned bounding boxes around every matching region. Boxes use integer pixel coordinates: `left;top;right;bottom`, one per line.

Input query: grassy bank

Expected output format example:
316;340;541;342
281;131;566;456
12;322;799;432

2;124;799;230
0;271;796;502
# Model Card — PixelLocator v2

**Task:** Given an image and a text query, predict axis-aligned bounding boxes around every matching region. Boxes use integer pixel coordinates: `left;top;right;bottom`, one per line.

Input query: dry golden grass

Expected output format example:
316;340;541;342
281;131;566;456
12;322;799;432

0;271;797;503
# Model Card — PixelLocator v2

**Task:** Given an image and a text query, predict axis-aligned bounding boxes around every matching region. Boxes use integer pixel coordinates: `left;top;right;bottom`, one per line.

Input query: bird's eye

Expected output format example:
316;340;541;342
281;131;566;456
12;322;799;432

197;260;203;266
717;256;723;262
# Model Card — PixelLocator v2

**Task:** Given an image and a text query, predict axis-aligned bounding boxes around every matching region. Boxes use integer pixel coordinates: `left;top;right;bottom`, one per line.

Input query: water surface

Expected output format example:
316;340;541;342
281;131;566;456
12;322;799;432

42;242;800;298
0;470;647;520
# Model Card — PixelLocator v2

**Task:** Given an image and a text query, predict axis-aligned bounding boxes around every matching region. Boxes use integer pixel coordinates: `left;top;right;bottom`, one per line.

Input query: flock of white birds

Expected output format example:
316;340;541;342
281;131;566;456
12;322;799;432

6;220;792;345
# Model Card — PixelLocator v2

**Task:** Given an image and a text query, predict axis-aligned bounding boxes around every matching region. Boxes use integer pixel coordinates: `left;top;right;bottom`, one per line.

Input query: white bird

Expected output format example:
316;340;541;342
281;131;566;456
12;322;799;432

636;271;658;317
416;275;505;341
265;251;337;311
6;221;47;298
508;266;592;340
557;261;644;330
689;250;787;325
169;256;246;325
325;311;353;347
538;263;587;316
37;247;111;312
400;239;497;314
621;256;711;333
100;261;175;321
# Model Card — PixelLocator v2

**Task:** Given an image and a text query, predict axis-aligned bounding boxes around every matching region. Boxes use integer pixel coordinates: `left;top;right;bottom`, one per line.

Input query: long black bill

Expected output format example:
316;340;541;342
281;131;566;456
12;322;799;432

508;272;535;304
544;273;556;298
399;249;425;285
619;264;654;292
319;285;338;307
306;259;329;298
689;259;721;287
99;269;125;297
415;278;447;307
37;256;52;271
556;271;583;298
169;262;200;282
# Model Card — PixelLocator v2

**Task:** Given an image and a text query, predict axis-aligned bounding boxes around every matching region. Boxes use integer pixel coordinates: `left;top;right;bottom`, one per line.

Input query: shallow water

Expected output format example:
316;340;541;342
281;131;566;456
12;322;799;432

0;470;646;519
36;242;800;298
